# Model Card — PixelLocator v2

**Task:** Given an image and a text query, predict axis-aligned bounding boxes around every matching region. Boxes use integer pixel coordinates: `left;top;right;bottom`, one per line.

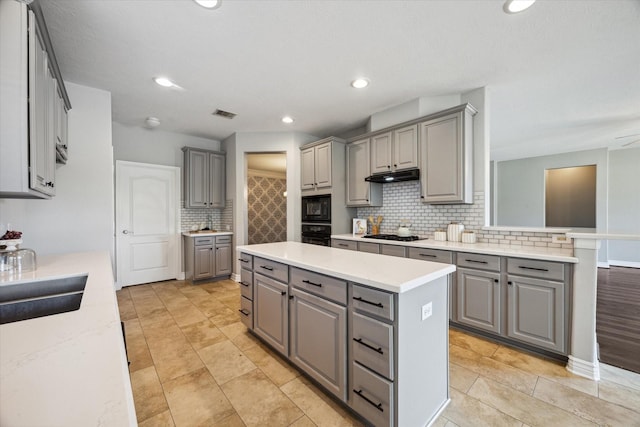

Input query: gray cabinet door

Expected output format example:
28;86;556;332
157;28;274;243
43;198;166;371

507;275;565;354
290;287;347;401
209;153;225;208
457;268;501;334
254;273;289;356
187;150;209;207
314;142;332;189
194;245;214;280
371;132;393;174
215;242;232;276
347;139;381;206
392;125;418;171
300;146;316;190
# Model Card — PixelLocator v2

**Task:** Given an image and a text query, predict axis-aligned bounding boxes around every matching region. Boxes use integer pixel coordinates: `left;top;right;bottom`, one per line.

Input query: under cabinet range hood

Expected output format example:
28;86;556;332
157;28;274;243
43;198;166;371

365;168;420;183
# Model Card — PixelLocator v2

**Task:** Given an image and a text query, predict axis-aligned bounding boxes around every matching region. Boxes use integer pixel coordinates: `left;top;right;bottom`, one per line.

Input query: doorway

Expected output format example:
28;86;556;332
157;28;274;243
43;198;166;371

246;153;287;244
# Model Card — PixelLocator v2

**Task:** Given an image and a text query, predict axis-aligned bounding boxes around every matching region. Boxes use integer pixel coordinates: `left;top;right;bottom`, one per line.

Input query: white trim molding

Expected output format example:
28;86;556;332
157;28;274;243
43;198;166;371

567;355;601;381
608;260;640;269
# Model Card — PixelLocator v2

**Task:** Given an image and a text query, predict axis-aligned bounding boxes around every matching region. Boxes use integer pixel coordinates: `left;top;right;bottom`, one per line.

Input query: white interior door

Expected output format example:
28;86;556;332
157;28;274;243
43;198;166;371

116;161;180;287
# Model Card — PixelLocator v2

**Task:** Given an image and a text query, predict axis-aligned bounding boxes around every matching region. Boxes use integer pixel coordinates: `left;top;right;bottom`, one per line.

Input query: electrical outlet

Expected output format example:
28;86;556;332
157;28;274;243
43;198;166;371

421;302;432;321
552;234;571;244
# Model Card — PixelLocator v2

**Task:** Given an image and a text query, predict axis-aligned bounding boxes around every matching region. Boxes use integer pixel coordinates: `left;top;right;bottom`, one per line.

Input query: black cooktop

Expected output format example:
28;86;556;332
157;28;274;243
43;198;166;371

362;234;426;242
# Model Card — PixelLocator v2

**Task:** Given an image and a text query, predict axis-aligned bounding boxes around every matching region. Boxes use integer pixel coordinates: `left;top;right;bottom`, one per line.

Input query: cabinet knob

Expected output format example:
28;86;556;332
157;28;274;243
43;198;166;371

387;165;391;169
508;281;513;286
394;164;397;168
494;279;499;283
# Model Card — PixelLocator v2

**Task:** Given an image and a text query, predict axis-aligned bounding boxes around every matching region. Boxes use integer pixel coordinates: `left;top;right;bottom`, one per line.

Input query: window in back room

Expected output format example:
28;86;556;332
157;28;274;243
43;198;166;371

545;165;596;228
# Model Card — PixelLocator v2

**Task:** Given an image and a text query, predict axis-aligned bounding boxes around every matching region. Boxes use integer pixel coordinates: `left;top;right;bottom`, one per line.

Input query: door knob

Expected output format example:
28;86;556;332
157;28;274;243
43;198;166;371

122;230;132;234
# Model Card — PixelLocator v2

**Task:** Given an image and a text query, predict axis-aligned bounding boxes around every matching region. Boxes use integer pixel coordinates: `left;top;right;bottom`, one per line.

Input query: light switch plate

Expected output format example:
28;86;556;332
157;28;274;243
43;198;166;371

421;302;432;321
552;234;572;244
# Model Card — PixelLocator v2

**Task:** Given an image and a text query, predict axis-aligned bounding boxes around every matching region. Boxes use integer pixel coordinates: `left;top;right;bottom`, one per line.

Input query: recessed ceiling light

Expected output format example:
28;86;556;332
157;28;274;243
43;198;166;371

503;0;536;14
193;0;222;9
145;117;161;128
153;77;177;88
282;116;294;124
351;78;370;89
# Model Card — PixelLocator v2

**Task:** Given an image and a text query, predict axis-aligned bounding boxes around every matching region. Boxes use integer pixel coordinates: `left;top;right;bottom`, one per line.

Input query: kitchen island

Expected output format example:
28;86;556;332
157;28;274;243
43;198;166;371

237;241;455;427
0;251;136;426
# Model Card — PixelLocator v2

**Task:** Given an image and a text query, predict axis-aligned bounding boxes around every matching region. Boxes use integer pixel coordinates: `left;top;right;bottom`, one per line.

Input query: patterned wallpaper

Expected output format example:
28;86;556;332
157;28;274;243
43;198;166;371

248;174;287;244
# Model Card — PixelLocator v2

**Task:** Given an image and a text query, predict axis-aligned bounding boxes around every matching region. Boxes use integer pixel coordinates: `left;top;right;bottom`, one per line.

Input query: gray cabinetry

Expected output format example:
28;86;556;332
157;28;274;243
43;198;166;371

380;244;406;258
358;242;380;254
254;273;289;356
419;105;476;204
182;147;226;208
300;139;333;192
289;287;347;400
238;253;254;329
184;234;233;282
215;235;232;276
409;247;455;320
331;239;357;251
457;268;501;334
193;237;214;280
346;138;382;207
370;132;393;174
370;125;419;175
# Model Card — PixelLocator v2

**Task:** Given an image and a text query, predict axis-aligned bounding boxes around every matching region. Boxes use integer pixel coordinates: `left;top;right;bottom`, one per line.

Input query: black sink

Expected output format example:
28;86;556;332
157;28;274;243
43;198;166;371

0;275;88;324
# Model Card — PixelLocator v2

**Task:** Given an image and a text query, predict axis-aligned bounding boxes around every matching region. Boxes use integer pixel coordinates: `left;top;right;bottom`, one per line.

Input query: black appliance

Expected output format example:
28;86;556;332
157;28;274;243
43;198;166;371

362;234;426;242
365;168;420;183
301;224;331;246
301;195;331;223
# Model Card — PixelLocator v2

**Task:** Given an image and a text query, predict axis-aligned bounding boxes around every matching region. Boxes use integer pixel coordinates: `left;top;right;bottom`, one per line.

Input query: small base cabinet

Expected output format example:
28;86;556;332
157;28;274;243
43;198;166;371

184;234;233;282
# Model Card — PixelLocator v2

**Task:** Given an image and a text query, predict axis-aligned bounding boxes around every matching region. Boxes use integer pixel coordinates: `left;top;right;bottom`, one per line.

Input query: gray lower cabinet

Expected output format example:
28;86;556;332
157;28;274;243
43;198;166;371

289;287;346;400
194;244;215;280
253;273;289;356
331;239;357;251
358;242;380;254
215;236;232;276
457;268;501;334
408;248;455;320
184;235;233;282
238;253;254;329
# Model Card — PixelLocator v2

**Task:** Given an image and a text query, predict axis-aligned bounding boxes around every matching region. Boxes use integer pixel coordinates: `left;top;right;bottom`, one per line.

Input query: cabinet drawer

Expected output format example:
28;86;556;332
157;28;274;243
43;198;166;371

352;284;394;322
216;235;232;244
239;268;253;300
254;257;289;283
239;296;253;329
351;363;393;427
507;258;565;281
332;239;357;251
358;242;380;254
380;244;406;258
457;252;500;272
408;247;452;264
291;267;347;305
237;253;253;269
194;236;214;246
352;312;394;380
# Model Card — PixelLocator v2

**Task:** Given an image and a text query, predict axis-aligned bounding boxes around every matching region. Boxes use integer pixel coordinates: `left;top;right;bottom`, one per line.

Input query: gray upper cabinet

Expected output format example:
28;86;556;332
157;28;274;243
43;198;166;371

370;126;418;175
1;2;70;199
346;138;382;207
419;105;476;204
182;147;225;208
300;140;332;192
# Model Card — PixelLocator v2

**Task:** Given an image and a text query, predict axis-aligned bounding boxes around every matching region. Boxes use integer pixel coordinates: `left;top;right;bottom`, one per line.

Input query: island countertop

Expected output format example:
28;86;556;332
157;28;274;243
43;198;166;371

236;241;456;293
0;251;136;426
331;234;578;263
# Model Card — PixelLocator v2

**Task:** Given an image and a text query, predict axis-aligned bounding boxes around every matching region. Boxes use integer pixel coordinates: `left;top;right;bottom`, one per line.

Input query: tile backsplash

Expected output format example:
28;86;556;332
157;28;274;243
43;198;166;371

356;181;572;249
181;199;233;232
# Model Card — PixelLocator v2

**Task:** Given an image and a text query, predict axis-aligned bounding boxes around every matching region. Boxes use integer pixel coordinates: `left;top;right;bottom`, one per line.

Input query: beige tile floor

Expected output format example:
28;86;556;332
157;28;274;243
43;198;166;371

117;279;640;427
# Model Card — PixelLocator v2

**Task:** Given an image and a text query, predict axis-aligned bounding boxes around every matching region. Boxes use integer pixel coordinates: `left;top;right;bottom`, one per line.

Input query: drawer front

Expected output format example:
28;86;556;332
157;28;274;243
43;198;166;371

352;284;394;322
457;252;501;272
216;235;232;244
358;242;380;254
240;268;253;300
238;253;253;269
380;244;406;258
290;267;347;305
332;239;357;251
352;312;394;380
408;247;452;264
239;296;253;329
195;236;214;246
507;258;565;281
254;257;289;283
351;362;393;427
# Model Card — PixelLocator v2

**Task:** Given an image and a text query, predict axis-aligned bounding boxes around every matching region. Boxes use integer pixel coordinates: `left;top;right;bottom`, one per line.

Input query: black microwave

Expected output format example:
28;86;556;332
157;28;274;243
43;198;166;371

301;195;331;223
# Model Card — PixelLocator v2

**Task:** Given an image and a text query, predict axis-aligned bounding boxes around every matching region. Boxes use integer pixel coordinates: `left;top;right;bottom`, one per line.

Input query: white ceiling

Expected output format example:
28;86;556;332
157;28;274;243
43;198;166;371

40;0;640;161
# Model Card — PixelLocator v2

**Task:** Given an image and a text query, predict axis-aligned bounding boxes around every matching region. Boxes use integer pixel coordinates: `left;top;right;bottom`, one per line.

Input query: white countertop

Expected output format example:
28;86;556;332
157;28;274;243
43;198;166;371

0;251;136;426
182;230;233;237
237;241;456;293
566;232;640;241
331;234;578;263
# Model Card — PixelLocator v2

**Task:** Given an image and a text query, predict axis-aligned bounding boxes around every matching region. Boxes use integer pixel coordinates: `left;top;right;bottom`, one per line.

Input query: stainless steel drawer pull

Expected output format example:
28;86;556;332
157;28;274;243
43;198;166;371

302;279;322;287
240;281;250;287
353;337;384;354
518;265;549;272
353;296;384;308
238;309;250;316
419;253;437;258
338;243;348;247
238;258;249;263
260;265;274;271
353;389;384;412
465;259;488;264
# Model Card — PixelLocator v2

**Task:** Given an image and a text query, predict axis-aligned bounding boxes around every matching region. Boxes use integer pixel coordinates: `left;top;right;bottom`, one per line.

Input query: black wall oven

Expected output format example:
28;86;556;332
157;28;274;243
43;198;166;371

301;224;331;247
301;195;331;223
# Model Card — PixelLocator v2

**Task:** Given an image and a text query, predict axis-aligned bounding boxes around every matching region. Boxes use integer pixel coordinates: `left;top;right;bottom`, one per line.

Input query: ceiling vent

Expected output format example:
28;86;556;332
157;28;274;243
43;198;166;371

212;109;237;119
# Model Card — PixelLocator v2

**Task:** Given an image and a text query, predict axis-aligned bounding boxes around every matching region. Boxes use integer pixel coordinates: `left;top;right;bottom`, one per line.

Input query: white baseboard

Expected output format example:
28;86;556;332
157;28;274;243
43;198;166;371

608;260;640;269
177;271;185;280
567;356;600;381
231;273;240;282
597;262;610;268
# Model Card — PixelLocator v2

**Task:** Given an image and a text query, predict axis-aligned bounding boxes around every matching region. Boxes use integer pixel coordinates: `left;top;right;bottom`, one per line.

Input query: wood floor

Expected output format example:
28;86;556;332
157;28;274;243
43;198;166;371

597;266;640;374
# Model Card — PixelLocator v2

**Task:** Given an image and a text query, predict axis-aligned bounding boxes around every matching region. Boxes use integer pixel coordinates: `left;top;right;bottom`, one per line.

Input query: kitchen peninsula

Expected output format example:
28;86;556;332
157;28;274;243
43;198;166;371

236;241;455;427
